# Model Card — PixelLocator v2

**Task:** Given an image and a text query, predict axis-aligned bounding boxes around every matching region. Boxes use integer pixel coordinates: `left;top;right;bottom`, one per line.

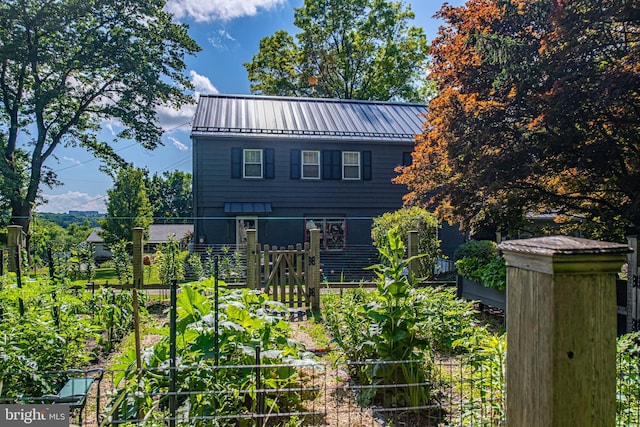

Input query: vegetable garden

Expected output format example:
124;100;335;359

0;228;639;426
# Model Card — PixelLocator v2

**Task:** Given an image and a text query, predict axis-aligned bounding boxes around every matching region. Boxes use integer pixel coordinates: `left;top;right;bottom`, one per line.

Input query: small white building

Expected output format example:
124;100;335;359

87;224;193;260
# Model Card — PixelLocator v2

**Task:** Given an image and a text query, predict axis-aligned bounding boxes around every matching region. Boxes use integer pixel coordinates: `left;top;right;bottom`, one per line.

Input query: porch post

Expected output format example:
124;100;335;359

132;228;144;288
7;225;23;273
499;236;630;426
246;229;257;289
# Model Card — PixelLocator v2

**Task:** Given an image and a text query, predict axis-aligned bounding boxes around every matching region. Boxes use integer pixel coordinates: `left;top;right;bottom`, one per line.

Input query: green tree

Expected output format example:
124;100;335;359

244;0;429;101
0;0;199;238
100;168;153;246
145;170;192;223
397;0;640;240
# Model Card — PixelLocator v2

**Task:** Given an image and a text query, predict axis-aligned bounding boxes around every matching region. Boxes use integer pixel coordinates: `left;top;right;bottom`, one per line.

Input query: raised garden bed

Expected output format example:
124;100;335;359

457;276;506;312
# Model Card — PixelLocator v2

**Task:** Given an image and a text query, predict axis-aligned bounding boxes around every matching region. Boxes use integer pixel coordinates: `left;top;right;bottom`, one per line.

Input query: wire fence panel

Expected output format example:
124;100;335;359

1;350;639;426
0;358;504;427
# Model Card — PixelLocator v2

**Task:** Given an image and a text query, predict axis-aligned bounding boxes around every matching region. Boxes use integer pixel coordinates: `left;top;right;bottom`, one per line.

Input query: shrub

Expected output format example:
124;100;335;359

371;206;441;279
455;240;506;290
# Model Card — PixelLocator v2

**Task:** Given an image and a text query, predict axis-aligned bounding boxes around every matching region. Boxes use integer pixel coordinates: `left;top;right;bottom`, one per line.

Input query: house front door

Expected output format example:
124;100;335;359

236;217;257;247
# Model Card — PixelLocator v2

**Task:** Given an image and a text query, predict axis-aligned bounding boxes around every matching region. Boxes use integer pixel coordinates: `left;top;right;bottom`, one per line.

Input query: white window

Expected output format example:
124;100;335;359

243;149;263;178
302;150;320;179
342;151;360;180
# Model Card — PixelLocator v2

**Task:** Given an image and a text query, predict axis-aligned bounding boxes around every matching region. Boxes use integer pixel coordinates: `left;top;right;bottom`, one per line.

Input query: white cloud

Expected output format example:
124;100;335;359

165;0;286;22
168;136;189;151
101;70;217;133
39;192;107;214
190;70;218;95
156;103;197;132
156;70;217;131
209;29;236;50
63;156;82;165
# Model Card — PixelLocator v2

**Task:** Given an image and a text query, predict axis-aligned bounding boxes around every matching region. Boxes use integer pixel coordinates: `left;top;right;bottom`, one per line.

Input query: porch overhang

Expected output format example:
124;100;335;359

224;202;272;214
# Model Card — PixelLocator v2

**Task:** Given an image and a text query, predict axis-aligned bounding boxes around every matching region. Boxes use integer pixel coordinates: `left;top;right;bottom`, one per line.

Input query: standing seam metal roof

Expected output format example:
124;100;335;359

191;94;427;142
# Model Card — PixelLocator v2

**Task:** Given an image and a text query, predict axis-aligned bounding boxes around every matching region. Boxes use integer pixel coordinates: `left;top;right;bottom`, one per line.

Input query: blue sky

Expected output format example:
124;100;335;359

40;0;465;214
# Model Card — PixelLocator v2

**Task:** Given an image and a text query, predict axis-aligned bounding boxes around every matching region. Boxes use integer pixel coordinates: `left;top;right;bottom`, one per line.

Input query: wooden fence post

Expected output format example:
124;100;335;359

7;225;23;273
132;228;144;288
499;236;630;426
246;229;257;289
627;236;638;332
407;230;418;276
308;228;321;312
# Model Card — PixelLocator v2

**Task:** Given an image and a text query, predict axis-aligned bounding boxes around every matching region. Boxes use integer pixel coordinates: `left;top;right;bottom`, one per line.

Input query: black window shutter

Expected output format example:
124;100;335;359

322;151;332;179
332;150;342;179
231;147;242;179
290;149;301;179
264;148;275;179
362;151;372;180
402;152;413;166
322;150;341;180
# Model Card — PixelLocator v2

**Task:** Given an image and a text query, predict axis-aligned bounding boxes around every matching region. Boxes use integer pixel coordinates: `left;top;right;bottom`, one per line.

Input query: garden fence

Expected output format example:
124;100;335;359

3;351;639;427
2;351;638;426
0;357;505;427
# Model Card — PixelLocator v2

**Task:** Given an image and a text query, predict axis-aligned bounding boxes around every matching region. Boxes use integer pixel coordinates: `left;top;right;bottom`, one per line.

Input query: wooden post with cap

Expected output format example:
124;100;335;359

499;236;630;426
246;229;257;289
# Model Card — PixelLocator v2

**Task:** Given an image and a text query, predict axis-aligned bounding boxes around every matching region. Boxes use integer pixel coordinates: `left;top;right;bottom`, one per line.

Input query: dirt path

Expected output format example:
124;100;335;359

82;309;165;427
288;319;380;427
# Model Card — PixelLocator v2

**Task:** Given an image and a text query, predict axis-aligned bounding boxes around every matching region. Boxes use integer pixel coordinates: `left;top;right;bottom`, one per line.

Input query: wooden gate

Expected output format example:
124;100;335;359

245;229;321;310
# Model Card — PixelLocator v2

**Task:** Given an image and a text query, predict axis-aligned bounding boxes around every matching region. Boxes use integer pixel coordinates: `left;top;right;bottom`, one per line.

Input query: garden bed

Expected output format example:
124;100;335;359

457;276;506;312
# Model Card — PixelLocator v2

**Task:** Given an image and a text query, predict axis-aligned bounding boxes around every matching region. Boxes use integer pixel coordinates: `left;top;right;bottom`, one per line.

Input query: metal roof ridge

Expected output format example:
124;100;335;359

198;93;428;108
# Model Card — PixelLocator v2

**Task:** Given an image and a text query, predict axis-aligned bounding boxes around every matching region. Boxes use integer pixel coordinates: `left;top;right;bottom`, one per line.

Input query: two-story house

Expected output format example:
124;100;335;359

191;94;463;280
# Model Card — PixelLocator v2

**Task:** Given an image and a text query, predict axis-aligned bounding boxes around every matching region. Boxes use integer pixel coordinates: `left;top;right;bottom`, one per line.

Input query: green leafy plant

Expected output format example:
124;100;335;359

68;242;95;282
448;333;507;426
0;280;99;397
106;280;314;425
186;252;204;281
617;331;640;426
111;240;132;284
218;245;244;281
455;240;506;290
154;236;186;285
93;287;145;353
325;228;434;408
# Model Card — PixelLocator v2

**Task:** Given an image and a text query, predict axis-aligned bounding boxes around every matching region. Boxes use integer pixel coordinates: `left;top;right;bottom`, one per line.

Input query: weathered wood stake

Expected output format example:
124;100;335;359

132;227;144;288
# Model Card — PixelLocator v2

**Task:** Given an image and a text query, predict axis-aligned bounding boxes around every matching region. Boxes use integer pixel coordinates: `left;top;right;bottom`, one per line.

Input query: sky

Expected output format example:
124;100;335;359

39;0;466;214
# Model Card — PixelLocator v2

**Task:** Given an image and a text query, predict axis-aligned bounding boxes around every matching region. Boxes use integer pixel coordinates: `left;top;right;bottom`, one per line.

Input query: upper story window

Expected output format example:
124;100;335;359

244;149;263;178
302;150;320;179
342;151;360;180
291;149;370;181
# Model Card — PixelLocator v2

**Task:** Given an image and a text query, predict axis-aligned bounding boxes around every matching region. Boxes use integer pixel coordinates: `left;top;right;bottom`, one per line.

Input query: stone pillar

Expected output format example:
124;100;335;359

7;225;23;273
132;228;144;288
499;236;630;426
246;229;257;289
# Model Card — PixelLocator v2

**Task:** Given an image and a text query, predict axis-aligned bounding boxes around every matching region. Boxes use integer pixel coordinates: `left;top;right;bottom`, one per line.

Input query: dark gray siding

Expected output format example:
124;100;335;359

193;134;410;246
